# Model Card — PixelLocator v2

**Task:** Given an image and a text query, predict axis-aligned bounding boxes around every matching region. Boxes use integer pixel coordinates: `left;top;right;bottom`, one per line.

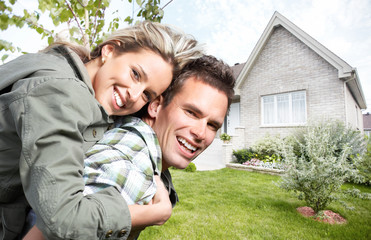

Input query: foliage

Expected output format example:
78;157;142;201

0;0;167;62
140;168;371;240
232;148;281;164
169;162;197;172
251;134;284;158
219;133;231;142
183;162;197;172
279;119;366;212
232;148;256;164
356;135;371;185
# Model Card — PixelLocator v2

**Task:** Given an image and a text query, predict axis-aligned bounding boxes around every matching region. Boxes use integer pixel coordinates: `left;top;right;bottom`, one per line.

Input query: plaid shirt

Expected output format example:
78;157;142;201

83;116;162;205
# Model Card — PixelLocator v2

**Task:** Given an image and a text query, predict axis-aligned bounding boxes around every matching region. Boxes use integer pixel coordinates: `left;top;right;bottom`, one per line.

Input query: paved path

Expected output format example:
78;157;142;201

193;138;225;171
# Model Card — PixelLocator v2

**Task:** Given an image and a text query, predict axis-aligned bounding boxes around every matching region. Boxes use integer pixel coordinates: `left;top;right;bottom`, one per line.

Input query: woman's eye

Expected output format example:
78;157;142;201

132;69;140;80
143;91;151;102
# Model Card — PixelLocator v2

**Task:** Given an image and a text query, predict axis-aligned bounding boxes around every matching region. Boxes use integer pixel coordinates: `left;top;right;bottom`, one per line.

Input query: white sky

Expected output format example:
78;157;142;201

1;0;370;112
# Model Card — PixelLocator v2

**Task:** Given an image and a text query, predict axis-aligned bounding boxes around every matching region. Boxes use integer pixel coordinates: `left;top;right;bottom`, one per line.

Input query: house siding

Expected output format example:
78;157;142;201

345;85;364;131
240;26;346;147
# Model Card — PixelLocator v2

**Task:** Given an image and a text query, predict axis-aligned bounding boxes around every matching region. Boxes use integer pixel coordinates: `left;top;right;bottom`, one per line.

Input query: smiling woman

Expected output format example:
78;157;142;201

0;21;204;239
86;47;173;116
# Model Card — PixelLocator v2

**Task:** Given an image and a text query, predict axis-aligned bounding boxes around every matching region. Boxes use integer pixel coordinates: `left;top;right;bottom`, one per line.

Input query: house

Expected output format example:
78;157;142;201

364;113;371;137
224;11;367;149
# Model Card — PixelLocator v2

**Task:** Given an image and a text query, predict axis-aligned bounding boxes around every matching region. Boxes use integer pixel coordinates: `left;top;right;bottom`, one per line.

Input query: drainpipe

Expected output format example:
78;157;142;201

343;72;355;126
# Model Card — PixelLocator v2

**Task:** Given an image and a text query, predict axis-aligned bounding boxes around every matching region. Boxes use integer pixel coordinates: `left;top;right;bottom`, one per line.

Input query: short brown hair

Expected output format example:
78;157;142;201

162;55;235;108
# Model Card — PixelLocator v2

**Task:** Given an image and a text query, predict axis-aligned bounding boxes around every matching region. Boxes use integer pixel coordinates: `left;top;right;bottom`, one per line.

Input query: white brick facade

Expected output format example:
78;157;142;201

237;26;363;147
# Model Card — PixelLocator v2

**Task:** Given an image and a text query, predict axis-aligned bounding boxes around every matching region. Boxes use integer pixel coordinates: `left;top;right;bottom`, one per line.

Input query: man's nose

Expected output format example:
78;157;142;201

191;121;207;141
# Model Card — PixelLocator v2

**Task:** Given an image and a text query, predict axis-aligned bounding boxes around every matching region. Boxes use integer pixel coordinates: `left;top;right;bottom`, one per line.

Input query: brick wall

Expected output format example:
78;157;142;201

239;26;346;147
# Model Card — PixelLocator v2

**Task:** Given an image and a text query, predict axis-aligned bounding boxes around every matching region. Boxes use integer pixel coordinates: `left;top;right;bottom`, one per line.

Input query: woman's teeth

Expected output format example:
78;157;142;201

114;90;124;107
177;137;197;153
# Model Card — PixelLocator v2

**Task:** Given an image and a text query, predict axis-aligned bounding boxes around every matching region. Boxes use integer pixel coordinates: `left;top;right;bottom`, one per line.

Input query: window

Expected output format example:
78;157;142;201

262;91;306;125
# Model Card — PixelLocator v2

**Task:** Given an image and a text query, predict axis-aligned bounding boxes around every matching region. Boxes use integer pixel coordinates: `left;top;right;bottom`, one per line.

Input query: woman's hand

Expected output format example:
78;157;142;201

128;175;172;229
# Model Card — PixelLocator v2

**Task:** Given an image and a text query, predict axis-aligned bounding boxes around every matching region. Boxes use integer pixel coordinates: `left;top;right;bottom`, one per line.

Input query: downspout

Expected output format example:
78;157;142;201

343;73;355;126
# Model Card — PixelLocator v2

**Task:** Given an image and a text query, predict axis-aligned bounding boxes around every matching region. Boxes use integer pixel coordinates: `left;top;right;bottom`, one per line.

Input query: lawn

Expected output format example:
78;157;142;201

140;168;371;240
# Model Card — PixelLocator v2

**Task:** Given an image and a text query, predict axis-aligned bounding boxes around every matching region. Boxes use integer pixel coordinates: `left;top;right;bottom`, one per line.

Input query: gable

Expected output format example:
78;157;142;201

235;11;367;109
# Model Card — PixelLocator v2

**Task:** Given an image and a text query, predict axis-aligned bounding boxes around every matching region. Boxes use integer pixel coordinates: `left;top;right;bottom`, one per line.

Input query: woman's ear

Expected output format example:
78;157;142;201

101;44;115;60
148;96;163;118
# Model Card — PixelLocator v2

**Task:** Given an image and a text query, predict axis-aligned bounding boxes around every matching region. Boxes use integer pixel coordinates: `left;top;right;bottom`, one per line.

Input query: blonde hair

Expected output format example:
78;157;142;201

90;21;204;75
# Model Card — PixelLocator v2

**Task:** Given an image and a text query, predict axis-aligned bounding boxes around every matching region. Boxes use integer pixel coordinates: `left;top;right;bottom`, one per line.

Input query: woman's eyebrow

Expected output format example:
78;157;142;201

137;65;148;81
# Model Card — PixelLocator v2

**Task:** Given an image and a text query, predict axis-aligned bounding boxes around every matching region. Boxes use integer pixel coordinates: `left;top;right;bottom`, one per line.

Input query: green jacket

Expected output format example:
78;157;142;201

0;46;131;240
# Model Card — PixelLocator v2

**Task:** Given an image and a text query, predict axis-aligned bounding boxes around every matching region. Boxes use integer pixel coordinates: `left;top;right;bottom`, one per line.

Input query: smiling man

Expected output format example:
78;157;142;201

83;55;235;238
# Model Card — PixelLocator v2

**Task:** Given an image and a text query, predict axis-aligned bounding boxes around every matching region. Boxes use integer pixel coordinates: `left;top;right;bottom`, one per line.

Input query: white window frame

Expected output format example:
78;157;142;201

261;90;307;126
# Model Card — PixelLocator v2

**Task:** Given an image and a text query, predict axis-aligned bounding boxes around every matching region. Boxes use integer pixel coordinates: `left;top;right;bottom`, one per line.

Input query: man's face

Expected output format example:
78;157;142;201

150;76;228;170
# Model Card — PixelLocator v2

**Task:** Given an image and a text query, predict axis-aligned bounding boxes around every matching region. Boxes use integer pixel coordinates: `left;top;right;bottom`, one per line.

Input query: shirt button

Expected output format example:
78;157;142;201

92;129;97;138
118;229;127;237
105;230;113;238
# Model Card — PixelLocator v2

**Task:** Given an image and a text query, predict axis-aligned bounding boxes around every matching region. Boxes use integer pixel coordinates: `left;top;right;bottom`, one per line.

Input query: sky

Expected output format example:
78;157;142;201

1;0;370;112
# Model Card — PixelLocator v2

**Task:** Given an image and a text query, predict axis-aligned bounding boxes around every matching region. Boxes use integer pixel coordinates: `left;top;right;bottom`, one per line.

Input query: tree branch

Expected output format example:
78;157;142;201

90;0;103;46
161;0;174;10
64;0;87;45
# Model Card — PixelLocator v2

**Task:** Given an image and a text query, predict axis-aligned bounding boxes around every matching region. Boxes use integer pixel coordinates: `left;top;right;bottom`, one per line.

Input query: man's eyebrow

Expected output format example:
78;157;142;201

183;103;223;128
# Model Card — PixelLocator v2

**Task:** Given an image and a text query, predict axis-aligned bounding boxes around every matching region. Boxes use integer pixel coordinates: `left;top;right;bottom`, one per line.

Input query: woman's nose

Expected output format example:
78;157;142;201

127;84;145;103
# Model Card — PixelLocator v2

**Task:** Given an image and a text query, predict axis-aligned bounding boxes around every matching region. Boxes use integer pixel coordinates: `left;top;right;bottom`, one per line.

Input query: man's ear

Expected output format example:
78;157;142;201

148;96;163;118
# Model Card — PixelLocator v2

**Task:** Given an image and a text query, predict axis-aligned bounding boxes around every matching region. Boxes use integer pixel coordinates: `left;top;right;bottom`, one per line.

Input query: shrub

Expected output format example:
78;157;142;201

251;134;284;162
279;119;366;212
232;148;256;164
184;162;197;172
356;135;371;185
220;133;231;142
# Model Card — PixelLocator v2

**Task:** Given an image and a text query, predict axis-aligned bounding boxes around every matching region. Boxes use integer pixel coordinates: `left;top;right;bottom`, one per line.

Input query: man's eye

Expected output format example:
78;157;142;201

185;110;196;117
208;123;219;131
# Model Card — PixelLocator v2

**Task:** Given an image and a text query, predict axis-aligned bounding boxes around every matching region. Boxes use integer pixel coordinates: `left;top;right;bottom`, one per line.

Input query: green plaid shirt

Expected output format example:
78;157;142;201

83;116;162;205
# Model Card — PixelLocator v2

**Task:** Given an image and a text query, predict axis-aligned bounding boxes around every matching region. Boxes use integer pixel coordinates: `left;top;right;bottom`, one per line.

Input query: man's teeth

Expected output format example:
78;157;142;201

114;90;124;107
177;137;197;152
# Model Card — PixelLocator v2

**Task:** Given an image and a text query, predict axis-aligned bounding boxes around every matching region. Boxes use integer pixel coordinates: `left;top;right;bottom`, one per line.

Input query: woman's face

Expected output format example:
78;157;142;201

91;46;173;116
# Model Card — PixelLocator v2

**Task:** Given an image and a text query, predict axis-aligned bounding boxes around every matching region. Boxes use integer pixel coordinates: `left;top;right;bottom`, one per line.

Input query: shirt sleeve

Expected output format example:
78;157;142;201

16;78;131;239
84;128;157;206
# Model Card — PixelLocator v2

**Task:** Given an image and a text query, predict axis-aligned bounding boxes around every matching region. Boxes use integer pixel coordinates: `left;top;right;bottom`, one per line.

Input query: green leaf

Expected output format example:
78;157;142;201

1;54;9;62
36;27;43;34
47;36;54;45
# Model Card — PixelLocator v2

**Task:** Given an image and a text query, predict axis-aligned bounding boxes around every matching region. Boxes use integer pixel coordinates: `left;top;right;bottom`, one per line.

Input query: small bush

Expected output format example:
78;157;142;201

251;134;284;162
232;148;256;164
356;136;371;185
220;133;231;142
184;162;197;172
279;119;366;212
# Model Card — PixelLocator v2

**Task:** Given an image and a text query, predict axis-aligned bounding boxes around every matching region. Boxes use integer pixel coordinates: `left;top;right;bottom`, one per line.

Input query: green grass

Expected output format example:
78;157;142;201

140;168;371;240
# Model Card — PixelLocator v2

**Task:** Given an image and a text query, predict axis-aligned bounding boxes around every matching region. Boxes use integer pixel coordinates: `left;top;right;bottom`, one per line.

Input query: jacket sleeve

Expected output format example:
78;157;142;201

15;77;131;239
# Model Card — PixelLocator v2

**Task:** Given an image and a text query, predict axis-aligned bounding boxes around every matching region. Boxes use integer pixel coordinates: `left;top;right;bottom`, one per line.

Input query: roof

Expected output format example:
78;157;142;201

235;11;367;109
364;113;371;129
231;63;245;79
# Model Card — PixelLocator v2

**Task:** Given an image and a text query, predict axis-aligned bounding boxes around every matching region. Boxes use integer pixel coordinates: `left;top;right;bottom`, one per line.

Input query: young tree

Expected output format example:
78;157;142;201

0;0;171;61
279;120;366;212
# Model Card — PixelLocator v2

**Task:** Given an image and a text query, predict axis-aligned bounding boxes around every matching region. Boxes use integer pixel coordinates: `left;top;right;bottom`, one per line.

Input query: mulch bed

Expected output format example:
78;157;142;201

297;206;347;224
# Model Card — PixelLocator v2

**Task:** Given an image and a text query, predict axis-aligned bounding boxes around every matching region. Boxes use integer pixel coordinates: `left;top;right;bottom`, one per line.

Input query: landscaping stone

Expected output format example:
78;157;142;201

226;163;284;175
